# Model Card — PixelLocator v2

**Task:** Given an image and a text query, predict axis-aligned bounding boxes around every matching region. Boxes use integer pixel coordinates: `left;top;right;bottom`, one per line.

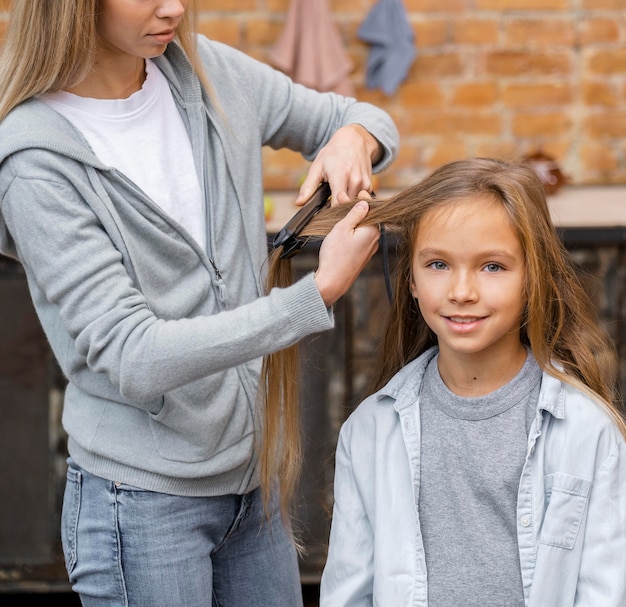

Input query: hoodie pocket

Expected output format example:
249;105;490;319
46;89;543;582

148;373;255;464
540;472;591;549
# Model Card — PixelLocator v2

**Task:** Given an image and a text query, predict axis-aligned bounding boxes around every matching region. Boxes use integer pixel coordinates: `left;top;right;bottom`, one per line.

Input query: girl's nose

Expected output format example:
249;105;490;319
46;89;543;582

448;271;478;303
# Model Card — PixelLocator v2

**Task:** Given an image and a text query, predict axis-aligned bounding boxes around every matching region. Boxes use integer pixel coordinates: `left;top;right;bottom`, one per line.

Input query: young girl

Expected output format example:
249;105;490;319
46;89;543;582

266;157;626;606
0;1;398;606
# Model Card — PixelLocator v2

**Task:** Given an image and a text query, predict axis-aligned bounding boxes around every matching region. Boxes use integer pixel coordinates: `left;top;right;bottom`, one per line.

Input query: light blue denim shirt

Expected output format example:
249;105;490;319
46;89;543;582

320;347;626;606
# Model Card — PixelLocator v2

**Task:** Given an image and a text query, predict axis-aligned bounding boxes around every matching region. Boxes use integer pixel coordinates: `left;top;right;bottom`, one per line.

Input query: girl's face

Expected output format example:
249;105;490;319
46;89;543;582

96;0;187;60
410;195;526;363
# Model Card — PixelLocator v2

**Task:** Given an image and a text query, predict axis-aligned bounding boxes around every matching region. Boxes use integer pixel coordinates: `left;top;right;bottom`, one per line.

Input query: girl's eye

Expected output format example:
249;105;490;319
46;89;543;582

484;263;502;273
429;261;448;270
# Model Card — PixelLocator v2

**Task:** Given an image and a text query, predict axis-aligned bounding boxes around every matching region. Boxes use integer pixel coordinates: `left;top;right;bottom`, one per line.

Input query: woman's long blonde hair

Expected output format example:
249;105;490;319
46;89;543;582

261;157;625;525
0;0;207;121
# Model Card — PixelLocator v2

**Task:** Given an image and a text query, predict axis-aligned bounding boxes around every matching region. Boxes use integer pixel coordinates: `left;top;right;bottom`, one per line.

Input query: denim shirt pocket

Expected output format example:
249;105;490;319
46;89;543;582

540;472;591;550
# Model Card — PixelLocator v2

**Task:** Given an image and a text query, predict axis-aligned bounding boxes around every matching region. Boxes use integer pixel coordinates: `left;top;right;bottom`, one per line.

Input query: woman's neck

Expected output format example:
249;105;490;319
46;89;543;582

67;57;147;100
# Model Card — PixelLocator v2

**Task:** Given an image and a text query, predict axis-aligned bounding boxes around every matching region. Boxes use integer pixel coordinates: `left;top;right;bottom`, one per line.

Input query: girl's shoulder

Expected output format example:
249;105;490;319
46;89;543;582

342;348;438;433
541;371;625;452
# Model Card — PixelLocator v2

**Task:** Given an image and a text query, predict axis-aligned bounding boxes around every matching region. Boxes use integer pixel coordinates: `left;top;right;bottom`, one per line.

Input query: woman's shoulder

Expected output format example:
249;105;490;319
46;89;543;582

1;98;82;149
0;100;102;180
1;98;51;136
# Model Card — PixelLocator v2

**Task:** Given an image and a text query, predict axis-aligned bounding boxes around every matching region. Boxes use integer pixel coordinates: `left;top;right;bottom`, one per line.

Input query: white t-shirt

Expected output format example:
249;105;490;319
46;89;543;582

40;59;206;250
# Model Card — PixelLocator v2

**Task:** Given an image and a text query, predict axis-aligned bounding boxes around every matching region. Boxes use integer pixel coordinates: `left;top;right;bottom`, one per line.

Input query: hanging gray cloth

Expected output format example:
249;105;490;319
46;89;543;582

358;0;416;95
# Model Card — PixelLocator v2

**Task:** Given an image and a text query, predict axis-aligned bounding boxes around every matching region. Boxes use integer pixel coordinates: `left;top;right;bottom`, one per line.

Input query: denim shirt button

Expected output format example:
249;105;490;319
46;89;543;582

520;515;531;527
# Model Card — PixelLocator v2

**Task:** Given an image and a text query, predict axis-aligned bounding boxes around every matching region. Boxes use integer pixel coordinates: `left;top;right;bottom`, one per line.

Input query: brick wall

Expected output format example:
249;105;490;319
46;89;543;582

197;0;626;190
2;0;626;189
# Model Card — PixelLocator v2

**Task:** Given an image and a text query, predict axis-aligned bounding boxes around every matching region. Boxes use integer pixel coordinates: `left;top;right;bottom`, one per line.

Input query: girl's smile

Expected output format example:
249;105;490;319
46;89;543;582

444;315;487;333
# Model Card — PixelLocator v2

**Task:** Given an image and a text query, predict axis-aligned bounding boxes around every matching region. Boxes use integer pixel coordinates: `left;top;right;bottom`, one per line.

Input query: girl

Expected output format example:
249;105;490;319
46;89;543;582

266;157;626;606
0;1;398;606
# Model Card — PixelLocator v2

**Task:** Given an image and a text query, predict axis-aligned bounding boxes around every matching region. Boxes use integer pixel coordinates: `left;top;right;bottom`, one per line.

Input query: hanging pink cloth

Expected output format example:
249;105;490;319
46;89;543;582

269;0;355;97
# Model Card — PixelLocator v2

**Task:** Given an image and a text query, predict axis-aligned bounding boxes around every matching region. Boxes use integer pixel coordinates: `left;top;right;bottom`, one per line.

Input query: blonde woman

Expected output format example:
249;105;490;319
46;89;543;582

0;1;399;605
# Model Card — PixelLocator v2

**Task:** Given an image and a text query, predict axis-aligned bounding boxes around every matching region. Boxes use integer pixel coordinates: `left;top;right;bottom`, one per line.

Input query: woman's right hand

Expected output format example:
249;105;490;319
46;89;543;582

314;200;379;307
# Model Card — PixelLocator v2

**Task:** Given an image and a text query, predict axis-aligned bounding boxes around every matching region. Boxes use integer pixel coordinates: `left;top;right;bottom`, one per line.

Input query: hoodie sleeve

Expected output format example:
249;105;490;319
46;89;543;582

0;157;333;403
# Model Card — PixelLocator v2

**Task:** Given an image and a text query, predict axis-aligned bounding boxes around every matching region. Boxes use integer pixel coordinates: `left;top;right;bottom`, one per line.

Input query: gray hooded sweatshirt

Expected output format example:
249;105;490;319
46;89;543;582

0;37;399;496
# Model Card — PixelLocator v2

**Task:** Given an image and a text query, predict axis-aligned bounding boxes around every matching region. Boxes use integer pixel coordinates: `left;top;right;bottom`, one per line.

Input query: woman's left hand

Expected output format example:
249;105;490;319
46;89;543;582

295;124;383;207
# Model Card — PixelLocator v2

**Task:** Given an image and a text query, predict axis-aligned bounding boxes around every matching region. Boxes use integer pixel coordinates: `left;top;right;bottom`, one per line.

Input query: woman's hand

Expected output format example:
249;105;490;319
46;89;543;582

314;200;379;307
296;124;383;206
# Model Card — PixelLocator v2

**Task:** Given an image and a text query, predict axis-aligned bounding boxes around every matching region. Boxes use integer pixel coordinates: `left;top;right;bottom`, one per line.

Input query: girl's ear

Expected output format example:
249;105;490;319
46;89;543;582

410;275;418;299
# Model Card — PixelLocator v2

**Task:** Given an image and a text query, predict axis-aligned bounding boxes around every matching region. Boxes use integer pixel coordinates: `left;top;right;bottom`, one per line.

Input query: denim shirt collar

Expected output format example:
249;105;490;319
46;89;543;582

378;345;567;421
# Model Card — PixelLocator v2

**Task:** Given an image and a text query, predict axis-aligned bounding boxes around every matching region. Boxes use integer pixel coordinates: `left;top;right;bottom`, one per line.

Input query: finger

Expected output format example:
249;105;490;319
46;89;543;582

333;190;351;205
327;175;372;205
295;171;325;206
343;200;370;226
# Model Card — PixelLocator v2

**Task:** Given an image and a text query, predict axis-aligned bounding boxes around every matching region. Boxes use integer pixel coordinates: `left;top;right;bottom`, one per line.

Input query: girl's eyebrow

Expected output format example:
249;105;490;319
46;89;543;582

416;247;445;259
416;247;517;260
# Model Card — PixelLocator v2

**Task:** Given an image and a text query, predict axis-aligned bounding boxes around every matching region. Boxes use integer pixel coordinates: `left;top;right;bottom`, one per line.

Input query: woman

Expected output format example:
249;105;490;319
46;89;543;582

0;1;399;605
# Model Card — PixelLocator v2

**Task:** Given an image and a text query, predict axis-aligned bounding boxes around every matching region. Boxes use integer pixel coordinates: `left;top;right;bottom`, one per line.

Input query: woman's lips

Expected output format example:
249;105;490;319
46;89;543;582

150;30;176;45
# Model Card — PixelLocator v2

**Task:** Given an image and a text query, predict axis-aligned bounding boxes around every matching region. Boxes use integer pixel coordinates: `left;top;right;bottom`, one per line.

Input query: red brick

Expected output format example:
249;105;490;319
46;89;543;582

477;0;568;8
502;84;572;107
586;49;626;75
415;20;448;48
581;0;626;8
407;111;503;136
198;0;256;10
475;142;519;161
452;19;499;45
426;144;470;169
485;51;571;77
413;53;464;78
398;82;446;107
505;19;575;46
584;112;626;138
453;82;499;106
197;19;241;47
580;142;618;173
244;19;284;46
404;0;465;11
583;81;621;107
579;18;620;45
512;113;572;137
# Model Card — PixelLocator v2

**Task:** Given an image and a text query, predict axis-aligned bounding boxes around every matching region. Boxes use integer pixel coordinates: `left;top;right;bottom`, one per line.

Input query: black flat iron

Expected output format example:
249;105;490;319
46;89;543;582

272;182;331;259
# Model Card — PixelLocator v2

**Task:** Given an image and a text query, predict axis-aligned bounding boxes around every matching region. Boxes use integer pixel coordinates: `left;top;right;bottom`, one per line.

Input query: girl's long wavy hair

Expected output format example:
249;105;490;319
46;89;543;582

261;157;625;526
0;0;210;121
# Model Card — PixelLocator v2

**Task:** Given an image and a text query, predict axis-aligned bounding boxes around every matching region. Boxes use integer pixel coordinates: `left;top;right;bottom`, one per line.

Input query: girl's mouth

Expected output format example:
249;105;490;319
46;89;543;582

444;315;485;332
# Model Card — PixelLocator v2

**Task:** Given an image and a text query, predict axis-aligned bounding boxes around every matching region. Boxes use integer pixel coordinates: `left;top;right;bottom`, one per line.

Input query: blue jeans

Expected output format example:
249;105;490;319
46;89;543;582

61;459;303;607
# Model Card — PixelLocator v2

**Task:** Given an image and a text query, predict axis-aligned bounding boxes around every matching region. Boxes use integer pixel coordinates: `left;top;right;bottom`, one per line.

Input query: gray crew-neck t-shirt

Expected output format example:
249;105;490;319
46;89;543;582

418;350;542;607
